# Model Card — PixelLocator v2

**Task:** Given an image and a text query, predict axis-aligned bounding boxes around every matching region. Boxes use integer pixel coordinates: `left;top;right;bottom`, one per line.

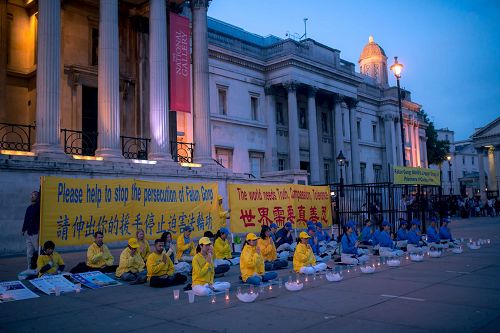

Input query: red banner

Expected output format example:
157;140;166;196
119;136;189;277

169;13;191;113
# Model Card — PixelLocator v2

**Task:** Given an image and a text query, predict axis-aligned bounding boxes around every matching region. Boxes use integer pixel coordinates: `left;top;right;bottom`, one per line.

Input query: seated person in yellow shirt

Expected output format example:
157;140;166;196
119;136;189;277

214;227;240;266
192;237;231;296
147;238;188;288
293;232;327;275
115;238;147;284
136;229;151;262
161;231;191;274
70;231;117;274
176;226;195;262
37;240;65;277
240;233;278;286
205;230;230;276
257;225;288;271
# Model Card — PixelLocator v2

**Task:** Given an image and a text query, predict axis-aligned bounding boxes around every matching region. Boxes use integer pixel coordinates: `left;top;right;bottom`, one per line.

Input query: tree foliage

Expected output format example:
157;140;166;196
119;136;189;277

420;110;450;165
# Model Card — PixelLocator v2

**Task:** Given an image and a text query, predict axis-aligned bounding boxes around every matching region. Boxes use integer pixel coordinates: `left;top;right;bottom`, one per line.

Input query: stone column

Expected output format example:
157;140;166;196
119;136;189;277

284;80;300;171
148;0;172;160
307;86;320;184
487;147;497;191
96;0;121;158
407;121;414;166
264;85;278;172
478;148;487;201
421;135;428;168
191;0;213;164
395;116;403;165
333;94;344;170
383;113;394;166
494;146;500;194
346;97;360;183
0;0;7;121
415;124;421;167
33;0;64;155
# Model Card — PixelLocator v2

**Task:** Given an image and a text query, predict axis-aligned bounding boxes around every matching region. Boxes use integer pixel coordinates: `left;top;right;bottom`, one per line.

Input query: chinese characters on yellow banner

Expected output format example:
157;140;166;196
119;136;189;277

228;184;333;233
40;177;219;246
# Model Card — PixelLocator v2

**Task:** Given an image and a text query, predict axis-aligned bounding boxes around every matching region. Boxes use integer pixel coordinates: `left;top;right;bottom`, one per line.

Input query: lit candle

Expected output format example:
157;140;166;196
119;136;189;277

225;289;230;301
269;284;273;291
211;295;216;304
305;276;308;283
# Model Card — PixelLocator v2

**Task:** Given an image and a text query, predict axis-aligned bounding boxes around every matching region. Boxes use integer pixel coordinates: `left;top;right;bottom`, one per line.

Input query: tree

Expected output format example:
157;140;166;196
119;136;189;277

420;110;450;165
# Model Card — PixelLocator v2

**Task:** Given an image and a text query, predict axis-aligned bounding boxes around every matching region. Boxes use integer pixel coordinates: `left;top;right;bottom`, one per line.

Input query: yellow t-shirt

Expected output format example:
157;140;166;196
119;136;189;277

116;247;145;277
214;237;232;259
146;251;174;281
137;239;151;261
293;242;316;272
37;251;64;277
192;252;214;286
176;234;195;260
86;243;114;268
240;245;264;282
257;238;277;261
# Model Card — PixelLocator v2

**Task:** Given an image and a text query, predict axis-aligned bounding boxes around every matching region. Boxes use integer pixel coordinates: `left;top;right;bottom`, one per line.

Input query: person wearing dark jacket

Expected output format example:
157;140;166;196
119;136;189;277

22;191;40;274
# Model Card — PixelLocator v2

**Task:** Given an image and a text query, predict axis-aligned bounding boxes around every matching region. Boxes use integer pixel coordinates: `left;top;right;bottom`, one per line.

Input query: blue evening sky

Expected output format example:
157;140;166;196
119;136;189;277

208;0;500;141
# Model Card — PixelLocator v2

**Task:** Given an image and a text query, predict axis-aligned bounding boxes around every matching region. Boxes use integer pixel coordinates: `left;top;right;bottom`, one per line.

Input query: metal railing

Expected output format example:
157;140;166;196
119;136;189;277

0;122;35;152
121;135;150;160
61;129;98;156
171;141;194;163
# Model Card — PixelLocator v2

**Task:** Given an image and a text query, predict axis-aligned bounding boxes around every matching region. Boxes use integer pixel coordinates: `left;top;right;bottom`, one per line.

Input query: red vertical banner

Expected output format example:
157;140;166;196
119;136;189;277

169;13;191;113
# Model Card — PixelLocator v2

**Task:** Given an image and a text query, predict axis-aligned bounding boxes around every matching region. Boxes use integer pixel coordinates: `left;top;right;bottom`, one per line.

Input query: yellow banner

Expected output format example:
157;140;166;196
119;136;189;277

228;183;333;233
393;166;441;186
40;176;218;246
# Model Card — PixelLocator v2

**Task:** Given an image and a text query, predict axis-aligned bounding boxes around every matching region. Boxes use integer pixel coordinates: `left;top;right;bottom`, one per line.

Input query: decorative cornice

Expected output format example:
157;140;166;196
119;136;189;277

191;0;211;10
343;97;359;110
307;85;318;98
283;80;299;92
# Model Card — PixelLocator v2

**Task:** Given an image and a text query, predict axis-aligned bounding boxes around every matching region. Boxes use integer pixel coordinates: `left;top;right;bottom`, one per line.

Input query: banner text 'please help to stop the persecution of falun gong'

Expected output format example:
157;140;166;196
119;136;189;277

39;176;219;246
228;183;333;233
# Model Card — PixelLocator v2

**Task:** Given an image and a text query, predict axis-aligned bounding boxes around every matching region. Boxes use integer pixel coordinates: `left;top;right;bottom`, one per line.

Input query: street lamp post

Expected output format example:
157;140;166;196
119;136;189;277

390;56;406;167
447;155;453;195
336;150;346;197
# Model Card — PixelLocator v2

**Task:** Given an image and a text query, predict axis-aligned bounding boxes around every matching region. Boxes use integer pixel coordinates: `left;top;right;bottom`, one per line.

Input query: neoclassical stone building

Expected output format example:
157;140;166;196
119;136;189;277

0;0;429;253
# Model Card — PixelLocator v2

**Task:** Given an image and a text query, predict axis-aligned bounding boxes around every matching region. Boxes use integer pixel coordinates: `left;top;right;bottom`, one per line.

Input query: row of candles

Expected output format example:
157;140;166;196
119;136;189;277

172;237;491;303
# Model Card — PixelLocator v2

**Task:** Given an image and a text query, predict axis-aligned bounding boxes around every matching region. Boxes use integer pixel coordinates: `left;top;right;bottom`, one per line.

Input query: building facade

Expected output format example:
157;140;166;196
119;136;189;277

432;120;500;200
0;0;429;254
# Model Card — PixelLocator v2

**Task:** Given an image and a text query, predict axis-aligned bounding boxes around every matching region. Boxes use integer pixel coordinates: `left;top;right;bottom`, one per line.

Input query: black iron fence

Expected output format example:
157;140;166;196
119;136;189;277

61;129;98;156
121;135;150;160
171;141;194;163
330;182;442;236
0;122;35;152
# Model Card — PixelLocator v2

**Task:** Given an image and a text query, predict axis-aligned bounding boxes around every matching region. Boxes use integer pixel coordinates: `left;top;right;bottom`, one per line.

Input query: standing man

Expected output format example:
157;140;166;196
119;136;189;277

21;191;40;274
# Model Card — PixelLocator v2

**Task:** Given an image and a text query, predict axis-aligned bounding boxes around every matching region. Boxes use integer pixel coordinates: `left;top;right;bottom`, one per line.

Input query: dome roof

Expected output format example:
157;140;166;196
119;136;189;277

359;36;387;62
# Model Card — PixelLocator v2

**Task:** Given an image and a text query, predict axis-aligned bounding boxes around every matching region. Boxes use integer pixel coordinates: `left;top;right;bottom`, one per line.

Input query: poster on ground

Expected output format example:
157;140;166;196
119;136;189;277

40;176;219;246
0;281;39;303
228;183;333;233
29;275;78;295
71;271;121;289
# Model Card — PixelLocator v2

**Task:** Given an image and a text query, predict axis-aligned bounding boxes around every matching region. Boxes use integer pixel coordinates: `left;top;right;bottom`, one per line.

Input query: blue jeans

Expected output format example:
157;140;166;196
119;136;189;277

245;271;278;285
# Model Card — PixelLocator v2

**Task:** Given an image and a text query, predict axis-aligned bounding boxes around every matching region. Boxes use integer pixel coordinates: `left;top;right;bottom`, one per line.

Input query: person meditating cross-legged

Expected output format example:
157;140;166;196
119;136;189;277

293;231;327;274
147;239;187;288
240;233;277;286
191;237;231;296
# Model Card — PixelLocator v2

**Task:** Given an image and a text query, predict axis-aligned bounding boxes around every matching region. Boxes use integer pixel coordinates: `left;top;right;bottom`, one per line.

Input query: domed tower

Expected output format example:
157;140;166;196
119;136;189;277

359;36;388;87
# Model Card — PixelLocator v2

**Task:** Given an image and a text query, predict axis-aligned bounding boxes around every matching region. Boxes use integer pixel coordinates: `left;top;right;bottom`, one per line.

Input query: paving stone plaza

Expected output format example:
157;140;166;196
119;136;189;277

1;216;499;333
